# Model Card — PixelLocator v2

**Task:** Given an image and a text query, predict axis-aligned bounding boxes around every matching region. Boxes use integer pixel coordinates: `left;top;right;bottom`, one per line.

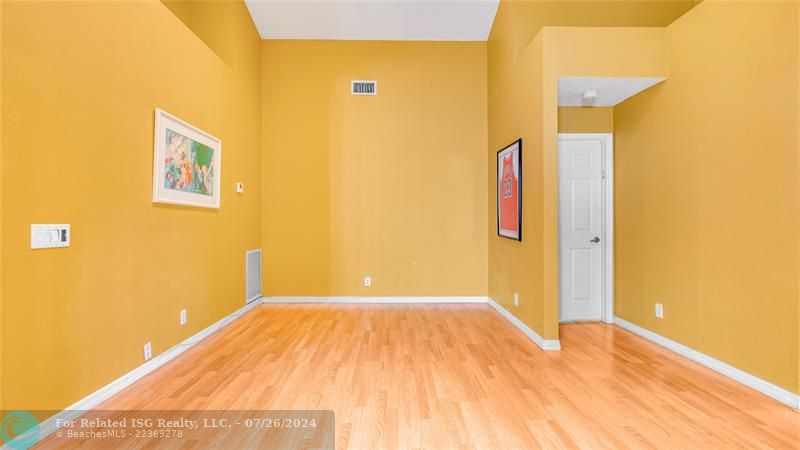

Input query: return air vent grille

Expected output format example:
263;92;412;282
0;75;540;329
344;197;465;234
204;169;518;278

351;80;377;96
245;249;262;303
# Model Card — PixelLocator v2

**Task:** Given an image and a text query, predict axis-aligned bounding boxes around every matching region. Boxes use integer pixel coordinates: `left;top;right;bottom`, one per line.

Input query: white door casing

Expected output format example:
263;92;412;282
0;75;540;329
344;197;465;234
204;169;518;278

558;134;613;323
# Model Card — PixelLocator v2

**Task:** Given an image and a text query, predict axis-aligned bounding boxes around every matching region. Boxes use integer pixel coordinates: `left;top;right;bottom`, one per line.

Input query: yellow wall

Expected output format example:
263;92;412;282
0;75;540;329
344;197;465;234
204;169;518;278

3;0;797;413
558;107;613;133
490;1;799;393
488;2;548;334
614;0;799;393
501;0;696;63
261;41;488;296
0;0;4;409
488;11;669;340
1;0;262;410
161;0;244;65
540;27;668;337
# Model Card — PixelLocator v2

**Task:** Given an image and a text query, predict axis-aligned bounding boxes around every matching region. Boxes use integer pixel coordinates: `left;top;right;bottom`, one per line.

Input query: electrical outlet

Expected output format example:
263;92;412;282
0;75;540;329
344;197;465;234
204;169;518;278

655;303;664;319
143;342;152;361
180;309;187;326
514;292;519;306
364;276;372;287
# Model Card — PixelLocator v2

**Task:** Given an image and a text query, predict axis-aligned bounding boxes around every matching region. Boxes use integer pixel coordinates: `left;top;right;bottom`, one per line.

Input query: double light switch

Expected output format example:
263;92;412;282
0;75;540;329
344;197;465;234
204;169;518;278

31;224;70;249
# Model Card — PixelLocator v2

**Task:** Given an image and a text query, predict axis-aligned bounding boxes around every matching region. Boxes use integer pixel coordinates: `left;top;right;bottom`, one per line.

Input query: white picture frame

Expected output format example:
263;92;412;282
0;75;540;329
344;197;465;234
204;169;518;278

152;108;222;209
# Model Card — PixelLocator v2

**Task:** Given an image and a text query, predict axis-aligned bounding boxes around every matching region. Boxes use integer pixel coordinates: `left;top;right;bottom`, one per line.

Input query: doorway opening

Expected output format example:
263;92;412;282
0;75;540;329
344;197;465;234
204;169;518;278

557;133;614;324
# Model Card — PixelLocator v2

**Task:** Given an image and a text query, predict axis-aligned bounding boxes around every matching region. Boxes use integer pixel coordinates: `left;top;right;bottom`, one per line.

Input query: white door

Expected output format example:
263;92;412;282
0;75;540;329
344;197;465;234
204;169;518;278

558;135;606;322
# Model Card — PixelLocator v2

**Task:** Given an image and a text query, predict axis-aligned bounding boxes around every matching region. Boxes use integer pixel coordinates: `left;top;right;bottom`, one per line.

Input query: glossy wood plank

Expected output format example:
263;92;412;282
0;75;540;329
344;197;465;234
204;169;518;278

53;305;800;448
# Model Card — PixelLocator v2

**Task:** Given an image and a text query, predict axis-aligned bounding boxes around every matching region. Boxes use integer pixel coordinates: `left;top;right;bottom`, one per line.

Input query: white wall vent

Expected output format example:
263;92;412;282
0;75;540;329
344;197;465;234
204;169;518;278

245;249;262;303
351;80;377;96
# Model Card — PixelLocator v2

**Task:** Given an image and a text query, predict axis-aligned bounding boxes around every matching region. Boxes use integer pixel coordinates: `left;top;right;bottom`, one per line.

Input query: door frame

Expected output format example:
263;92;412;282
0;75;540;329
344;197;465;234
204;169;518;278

557;133;615;324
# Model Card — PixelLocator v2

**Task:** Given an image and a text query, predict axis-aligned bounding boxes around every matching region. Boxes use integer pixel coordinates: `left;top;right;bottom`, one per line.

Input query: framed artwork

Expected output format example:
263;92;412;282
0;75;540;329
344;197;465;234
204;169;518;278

497;139;522;241
153;108;221;208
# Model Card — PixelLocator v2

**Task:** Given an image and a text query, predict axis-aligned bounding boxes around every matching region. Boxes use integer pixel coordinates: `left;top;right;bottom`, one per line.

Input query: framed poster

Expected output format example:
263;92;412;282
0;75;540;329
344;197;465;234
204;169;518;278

153;108;222;209
497;139;522;241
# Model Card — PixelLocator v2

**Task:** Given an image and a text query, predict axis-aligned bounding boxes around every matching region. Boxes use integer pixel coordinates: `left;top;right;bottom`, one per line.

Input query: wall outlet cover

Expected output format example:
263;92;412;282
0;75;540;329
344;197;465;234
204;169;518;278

655;303;664;319
143;342;152;361
180;309;187;326
364;276;372;287
514;293;519;306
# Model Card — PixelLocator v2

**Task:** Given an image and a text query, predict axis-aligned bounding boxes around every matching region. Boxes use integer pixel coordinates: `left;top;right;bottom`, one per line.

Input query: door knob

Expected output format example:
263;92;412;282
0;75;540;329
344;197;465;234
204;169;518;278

590;237;600;243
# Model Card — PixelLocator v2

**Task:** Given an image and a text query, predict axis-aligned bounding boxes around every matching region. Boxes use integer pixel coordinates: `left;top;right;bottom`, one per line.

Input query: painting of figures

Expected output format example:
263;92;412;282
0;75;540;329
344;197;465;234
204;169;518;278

153;109;221;208
163;129;215;196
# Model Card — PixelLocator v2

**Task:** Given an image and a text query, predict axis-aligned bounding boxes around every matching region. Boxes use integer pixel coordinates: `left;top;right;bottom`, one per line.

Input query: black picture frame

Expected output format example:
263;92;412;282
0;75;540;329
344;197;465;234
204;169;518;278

496;139;522;241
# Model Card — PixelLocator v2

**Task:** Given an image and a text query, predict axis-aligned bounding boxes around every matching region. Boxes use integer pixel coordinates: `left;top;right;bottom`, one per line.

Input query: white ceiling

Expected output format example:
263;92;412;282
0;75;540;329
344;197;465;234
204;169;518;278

558;77;667;107
244;0;500;41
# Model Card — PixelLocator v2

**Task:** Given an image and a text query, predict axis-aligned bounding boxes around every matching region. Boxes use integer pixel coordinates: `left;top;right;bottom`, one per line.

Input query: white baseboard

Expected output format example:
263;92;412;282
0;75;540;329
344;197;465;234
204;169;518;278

263;296;488;304
487;297;561;351
615;317;800;409
28;299;262;446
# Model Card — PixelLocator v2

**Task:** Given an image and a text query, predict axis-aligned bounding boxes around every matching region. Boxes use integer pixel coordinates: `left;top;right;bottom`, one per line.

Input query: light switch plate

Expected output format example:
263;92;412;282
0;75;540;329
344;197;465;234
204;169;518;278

31;224;70;249
236;182;245;193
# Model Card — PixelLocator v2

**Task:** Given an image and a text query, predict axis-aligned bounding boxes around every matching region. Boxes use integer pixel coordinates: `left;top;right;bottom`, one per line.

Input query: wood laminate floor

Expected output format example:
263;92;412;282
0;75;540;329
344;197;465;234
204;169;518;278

63;305;800;448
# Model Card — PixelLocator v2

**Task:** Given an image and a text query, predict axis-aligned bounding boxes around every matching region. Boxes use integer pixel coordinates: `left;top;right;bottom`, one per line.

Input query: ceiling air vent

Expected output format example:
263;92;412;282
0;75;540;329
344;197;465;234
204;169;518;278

351;80;377;96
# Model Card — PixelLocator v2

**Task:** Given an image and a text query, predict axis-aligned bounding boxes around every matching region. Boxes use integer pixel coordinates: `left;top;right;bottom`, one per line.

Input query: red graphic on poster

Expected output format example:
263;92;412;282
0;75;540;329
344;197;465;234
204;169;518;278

499;153;519;234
